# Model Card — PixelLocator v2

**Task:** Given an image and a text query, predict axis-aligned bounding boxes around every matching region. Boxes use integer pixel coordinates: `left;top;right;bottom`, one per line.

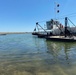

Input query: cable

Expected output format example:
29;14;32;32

68;18;76;27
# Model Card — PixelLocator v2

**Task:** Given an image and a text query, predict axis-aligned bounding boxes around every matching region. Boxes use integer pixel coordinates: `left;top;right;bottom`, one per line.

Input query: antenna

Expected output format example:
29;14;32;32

54;1;60;20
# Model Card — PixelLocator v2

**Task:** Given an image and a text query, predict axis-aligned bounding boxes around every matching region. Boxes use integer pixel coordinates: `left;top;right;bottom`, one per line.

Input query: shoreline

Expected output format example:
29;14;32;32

0;32;32;35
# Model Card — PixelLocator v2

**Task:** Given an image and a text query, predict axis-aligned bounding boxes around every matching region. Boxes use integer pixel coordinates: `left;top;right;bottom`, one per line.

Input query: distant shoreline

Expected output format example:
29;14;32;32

0;32;32;35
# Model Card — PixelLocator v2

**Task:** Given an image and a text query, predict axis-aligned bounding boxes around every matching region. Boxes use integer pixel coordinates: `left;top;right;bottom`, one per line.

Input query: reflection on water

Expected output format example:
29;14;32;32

0;34;76;75
46;41;76;65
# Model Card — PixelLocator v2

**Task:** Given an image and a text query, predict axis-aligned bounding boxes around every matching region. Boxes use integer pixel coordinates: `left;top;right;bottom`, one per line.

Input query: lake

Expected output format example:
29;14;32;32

0;33;76;75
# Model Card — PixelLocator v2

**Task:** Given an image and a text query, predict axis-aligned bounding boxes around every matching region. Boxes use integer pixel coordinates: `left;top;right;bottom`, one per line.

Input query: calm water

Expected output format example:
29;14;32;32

0;34;76;75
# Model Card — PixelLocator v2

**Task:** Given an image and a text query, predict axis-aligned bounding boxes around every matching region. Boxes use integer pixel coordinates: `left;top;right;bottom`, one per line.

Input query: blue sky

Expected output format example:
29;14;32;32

0;0;76;32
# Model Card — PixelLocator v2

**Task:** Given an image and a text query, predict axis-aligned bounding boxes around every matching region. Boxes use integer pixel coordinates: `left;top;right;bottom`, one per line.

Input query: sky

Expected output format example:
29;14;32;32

0;0;76;32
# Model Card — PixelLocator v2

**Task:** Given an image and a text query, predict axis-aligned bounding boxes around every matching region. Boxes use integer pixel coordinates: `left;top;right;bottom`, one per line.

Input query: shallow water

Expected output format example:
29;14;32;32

0;34;76;75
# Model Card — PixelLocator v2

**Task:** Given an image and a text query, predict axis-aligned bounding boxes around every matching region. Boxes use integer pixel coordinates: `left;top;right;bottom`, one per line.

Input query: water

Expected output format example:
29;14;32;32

0;33;76;75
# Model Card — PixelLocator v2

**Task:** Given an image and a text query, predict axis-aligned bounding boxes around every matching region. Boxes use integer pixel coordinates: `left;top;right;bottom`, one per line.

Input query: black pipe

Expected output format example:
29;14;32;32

65;17;68;37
